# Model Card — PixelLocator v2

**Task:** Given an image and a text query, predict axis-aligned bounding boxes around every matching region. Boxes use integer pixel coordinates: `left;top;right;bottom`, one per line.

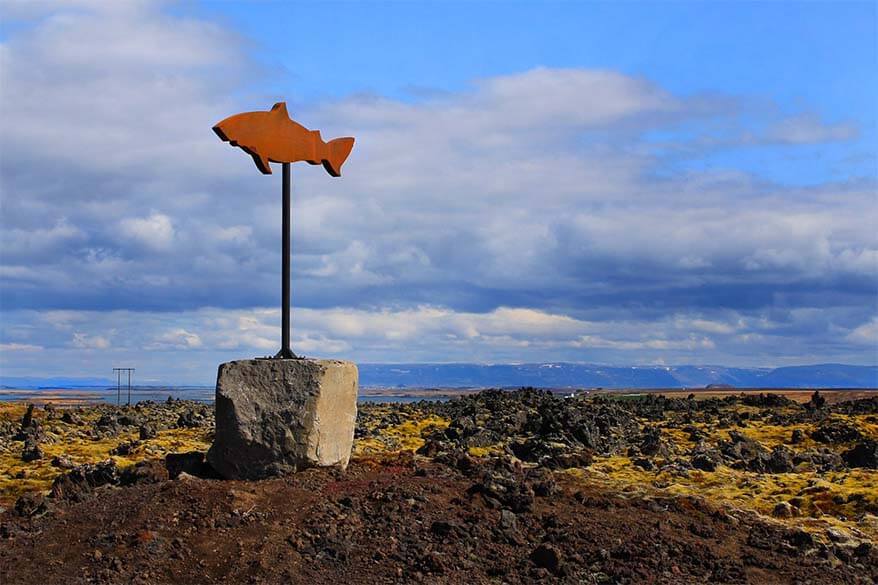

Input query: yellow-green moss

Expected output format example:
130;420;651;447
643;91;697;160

0;406;211;502
353;414;449;456
467;445;505;457
568;451;878;541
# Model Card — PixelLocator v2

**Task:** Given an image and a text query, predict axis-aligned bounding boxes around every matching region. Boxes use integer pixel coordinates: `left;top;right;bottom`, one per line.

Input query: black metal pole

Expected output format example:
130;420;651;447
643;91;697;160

127;369;131;406
282;163;290;353
276;162;295;359
116;370;120;406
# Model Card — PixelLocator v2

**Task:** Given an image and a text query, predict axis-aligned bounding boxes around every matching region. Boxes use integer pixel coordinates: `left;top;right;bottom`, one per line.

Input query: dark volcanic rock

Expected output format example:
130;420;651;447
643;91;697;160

810;421;863;444
20;404;35;431
15;403;43;442
509;438;593;469
95;413;121;436
767;445;795;473
719;431;770;472
119;460;169;485
773;501;795;519
110;440;140;456
13;493;47;518
742;393;796;408
684;425;706;442
526;467;557;497
50;455;75;469
793;449;843;472
117;413;140;427
530;543;563;574
21;436;43;462
841;440;878;469
806;390;826;410
60;411;82;425
50;460;120;502
715;433;796;474
138;424;157;440
4;389;878;585
176;409;205;429
429;388;640;458
633;457;654;471
831;396;878;415
498;509;518;531
690;444;722;472
467;457;535;513
638;427;666;457
166;451;214;479
691;454;717;472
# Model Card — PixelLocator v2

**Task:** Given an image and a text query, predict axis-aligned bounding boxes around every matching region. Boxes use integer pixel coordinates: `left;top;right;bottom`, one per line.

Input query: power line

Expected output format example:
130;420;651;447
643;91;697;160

112;368;135;406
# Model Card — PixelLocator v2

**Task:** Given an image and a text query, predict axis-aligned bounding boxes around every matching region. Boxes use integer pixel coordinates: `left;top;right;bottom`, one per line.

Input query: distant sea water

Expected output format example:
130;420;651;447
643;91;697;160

0;387;440;405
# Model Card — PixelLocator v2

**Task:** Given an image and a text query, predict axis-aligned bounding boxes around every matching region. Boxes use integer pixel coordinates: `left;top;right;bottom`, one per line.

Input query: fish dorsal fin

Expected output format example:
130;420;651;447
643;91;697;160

271;102;289;118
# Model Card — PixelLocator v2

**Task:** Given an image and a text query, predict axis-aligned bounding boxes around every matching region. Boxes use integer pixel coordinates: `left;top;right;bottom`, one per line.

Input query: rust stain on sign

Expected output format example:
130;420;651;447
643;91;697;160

213;102;355;176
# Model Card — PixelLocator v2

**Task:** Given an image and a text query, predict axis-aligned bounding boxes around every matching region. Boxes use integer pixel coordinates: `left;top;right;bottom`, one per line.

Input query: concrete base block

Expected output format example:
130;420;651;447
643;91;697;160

207;358;358;480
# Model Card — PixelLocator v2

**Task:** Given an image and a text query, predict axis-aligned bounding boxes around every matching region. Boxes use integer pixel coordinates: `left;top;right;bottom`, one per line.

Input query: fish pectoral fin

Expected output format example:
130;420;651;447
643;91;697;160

251;152;272;174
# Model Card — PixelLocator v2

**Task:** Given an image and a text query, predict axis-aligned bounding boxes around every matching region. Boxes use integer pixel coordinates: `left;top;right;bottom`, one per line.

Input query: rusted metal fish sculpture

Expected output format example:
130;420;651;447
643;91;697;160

212;102;355;176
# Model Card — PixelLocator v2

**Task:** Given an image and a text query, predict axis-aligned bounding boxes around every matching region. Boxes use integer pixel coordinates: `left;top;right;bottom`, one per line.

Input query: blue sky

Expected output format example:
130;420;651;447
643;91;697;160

196;1;877;184
0;0;875;383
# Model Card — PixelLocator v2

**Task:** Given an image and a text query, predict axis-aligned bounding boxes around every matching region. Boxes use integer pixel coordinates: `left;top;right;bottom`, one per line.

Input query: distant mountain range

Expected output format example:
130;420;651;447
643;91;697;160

357;363;877;389
0;376;117;389
2;363;876;390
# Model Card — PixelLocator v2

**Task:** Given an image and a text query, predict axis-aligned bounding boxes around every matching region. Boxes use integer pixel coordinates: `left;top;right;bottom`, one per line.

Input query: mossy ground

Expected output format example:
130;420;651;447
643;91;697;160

576;455;877;538
590;411;878;540
350;400;878;543
353;407;449;455
3;397;876;544
0;403;211;502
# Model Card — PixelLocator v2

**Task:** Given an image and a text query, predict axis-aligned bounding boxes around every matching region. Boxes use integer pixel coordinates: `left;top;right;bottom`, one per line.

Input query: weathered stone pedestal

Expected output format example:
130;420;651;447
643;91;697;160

207;358;358;480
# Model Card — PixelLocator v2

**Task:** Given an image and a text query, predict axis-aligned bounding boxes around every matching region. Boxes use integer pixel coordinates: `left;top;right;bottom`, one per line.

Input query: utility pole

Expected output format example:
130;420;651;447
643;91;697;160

112;368;135;406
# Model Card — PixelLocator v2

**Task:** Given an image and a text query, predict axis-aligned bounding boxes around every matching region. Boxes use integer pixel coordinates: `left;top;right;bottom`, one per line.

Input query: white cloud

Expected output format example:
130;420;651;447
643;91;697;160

572;335;715;351
0;1;247;176
71;332;109;349
210;225;252;245
847;318;878;345
2;1;873;313
148;328;202;350
40;310;86;330
214;314;278;352
119;213;175;251
2;304;875;383
0;343;44;351
469;67;678;130
765;113;858;144
676;318;738;335
0;219;84;259
0;1;874;378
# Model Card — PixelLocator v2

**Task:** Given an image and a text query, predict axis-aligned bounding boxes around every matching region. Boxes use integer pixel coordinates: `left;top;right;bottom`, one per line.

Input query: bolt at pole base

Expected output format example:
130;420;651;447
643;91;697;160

274;347;297;359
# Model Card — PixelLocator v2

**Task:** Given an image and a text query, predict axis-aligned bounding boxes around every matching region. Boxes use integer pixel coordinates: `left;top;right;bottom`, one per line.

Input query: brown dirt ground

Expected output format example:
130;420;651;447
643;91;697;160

1;453;873;585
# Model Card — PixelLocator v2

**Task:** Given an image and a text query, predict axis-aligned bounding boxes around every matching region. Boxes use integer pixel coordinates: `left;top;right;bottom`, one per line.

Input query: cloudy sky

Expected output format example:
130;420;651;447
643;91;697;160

0;1;876;383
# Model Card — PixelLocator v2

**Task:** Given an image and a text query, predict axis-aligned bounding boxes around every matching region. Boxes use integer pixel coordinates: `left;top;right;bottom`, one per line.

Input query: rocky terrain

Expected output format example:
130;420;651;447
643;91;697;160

1;389;876;584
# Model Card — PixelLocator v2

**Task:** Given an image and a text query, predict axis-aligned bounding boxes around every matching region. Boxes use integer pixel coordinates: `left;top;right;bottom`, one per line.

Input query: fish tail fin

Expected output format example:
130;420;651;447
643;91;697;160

323;137;355;177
